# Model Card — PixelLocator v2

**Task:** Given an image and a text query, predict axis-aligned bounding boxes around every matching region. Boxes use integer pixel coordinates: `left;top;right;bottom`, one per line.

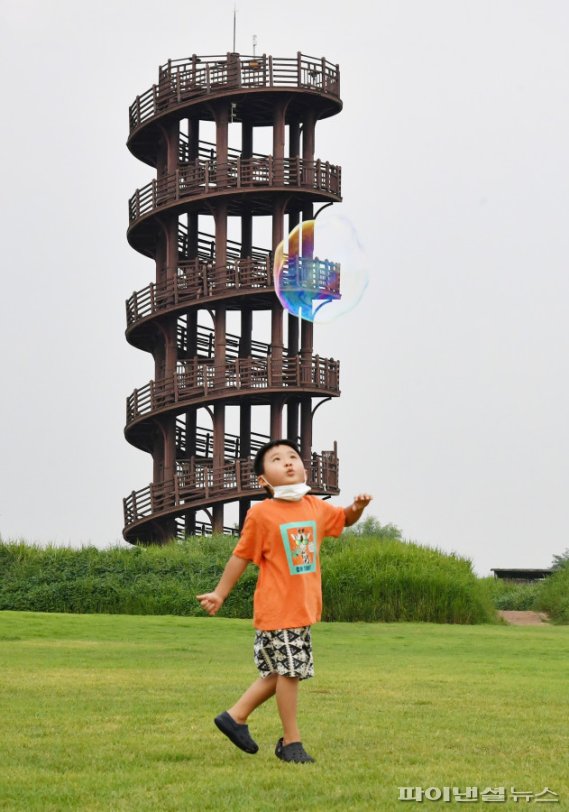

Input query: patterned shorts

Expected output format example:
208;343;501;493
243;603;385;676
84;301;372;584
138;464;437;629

254;626;314;681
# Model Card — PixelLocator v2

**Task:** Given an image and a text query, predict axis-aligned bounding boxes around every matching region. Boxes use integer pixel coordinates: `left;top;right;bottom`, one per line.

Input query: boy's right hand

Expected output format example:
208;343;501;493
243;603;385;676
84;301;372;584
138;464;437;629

196;591;224;616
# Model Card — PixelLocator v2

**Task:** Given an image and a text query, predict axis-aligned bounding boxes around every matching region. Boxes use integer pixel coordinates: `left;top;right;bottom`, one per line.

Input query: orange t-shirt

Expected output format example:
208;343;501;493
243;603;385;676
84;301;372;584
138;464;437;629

232;494;346;630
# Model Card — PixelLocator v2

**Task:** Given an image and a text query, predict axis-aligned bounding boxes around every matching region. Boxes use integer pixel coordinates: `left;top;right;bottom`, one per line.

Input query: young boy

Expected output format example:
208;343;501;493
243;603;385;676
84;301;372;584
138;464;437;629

196;439;372;763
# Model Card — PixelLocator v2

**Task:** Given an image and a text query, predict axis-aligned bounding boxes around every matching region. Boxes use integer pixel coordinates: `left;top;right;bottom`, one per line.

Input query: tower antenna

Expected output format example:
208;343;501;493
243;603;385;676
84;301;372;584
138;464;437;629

233;3;237;52
253;34;257;56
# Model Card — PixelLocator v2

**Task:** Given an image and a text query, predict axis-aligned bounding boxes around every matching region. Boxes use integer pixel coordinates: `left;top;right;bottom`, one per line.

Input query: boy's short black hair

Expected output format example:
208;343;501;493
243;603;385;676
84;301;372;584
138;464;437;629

253;439;302;477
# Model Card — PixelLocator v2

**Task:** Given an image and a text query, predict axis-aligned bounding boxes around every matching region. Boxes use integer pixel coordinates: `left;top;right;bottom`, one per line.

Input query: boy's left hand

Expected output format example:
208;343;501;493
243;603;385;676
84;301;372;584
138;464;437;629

352;493;373;510
344;493;373;527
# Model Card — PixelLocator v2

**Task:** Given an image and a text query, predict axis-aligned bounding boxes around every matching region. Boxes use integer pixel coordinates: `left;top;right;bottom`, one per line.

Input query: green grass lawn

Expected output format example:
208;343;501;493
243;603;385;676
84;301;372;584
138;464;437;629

1;612;568;811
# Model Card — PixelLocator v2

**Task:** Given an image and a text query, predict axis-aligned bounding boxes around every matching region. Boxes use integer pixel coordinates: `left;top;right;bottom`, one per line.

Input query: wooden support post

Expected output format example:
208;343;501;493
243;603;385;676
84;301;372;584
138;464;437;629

162;416;177;489
165;119;178;174
273;101;286;184
302;108;316;191
212;401;225;533
242;120;253;159
300;396;312;470
270;395;283;440
289;119;300;160
241;206;253;287
215;102;229;186
238;299;253;526
187;212;199;259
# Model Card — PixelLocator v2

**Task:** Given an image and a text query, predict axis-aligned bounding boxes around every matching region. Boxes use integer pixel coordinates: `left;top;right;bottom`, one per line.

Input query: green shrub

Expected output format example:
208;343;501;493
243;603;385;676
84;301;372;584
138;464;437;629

0;536;495;623
0;537;245;618
477;577;542;611
534;566;569;624
551;547;569;570
321;536;495;624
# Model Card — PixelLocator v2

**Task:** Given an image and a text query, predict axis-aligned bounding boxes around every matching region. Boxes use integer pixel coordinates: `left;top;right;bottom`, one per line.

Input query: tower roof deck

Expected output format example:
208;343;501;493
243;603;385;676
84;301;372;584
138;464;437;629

128;52;342;167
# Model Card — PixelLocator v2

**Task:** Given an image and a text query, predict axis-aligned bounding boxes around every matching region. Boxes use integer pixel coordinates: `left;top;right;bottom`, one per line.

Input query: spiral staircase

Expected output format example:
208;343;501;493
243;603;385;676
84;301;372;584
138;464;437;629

123;52;343;543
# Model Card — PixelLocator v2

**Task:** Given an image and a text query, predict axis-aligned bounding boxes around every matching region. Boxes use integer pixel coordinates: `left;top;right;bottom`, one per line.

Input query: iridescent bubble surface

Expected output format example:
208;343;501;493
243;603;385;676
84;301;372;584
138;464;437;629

273;212;368;323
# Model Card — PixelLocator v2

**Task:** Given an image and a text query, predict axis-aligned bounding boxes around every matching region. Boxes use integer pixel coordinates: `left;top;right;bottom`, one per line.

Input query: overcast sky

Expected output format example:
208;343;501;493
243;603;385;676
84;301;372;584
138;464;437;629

1;0;567;576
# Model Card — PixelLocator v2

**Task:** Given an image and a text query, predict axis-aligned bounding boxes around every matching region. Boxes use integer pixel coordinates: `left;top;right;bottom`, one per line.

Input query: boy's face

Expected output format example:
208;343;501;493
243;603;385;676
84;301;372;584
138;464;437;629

258;445;307;490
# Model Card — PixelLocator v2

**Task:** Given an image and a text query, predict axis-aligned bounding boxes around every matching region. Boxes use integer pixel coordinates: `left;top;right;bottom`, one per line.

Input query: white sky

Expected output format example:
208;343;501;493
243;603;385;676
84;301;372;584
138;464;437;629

0;0;567;576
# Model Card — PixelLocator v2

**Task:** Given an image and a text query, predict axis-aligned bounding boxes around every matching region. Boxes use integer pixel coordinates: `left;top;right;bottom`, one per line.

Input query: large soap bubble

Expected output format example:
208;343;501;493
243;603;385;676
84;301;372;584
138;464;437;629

273;211;368;323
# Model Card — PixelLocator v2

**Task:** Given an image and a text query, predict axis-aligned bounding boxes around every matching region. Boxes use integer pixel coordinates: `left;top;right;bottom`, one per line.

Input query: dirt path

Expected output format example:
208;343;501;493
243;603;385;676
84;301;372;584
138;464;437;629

497;610;550;625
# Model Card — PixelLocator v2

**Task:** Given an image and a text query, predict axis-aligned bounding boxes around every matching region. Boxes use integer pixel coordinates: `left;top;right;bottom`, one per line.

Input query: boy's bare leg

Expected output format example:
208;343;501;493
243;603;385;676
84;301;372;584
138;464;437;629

227;673;278;724
275;675;301;744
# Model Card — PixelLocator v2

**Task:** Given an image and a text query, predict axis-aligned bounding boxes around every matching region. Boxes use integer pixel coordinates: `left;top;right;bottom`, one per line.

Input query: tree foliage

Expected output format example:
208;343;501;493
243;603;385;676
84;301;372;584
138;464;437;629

344;515;402;539
551;547;569;571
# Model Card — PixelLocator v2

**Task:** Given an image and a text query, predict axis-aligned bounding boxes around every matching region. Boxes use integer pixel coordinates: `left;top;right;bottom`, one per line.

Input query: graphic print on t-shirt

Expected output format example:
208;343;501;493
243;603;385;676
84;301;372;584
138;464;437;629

279;521;318;575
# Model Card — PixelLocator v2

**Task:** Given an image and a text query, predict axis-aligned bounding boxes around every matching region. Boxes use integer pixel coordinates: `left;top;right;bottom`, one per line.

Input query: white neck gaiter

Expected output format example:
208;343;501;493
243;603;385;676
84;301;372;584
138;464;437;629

263;476;311;501
272;481;311;501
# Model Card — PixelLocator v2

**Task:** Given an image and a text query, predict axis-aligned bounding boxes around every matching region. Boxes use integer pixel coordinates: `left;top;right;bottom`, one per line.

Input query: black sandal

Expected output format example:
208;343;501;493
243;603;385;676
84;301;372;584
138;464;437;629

275;737;315;763
214;711;259;754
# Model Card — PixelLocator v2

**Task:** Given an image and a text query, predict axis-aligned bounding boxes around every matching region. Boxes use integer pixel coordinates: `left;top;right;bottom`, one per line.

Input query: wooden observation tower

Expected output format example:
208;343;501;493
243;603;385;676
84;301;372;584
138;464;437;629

123;52;343;543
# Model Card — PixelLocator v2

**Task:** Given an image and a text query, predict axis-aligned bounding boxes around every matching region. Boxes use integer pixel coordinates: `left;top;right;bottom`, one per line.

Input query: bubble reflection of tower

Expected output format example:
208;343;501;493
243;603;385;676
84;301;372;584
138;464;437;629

123;52;342;543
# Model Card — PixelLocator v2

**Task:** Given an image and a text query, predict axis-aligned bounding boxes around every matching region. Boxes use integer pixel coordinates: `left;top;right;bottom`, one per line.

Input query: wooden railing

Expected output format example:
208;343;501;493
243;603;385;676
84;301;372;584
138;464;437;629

176;423;270;458
129;53;340;133
174;517;238;539
126;257;273;327
128;156;341;224
124;458;257;526
177;322;271;361
126;355;340;425
177;226;272;266
178;136;268;165
123;449;340;528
